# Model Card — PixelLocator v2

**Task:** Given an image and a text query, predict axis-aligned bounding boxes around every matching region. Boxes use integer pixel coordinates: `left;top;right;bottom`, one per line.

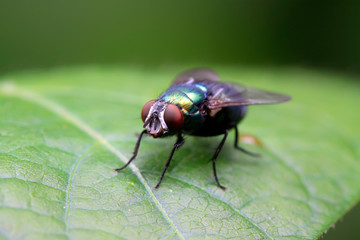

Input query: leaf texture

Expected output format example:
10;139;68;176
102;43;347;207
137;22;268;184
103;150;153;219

0;66;359;239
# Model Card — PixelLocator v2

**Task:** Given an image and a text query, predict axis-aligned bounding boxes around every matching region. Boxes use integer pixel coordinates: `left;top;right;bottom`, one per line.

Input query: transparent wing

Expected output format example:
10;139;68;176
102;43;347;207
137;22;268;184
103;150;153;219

207;82;291;109
171;68;219;86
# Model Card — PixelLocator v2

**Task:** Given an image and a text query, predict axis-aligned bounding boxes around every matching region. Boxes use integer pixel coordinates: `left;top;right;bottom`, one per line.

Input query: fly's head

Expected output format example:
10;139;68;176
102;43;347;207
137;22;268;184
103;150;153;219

141;100;183;138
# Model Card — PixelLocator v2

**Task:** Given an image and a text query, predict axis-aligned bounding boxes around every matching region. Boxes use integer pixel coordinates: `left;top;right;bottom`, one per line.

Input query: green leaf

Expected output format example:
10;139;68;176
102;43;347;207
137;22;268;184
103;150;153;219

0;66;359;239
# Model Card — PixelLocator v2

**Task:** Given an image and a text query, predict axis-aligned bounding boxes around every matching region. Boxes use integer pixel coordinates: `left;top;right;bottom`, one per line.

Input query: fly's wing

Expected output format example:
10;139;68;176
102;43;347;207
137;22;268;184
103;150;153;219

171;69;291;108
207;82;291;109
171;68;219;86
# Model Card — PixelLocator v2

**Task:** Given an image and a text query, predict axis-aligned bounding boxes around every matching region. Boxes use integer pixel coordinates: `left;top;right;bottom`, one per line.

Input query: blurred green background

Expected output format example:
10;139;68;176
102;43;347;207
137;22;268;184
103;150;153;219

1;0;360;74
0;0;359;239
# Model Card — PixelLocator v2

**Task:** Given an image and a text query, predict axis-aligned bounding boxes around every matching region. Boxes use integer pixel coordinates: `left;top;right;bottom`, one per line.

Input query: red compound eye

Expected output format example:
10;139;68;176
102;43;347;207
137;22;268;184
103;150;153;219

141;100;156;122
164;104;183;131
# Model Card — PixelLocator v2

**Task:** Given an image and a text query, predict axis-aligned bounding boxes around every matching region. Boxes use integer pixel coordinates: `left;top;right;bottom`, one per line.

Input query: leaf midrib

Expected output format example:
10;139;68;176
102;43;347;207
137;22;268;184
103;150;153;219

0;83;272;239
0;83;185;240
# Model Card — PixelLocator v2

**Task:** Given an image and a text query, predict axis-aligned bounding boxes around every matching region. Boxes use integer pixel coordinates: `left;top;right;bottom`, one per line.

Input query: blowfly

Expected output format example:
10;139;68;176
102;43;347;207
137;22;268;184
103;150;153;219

115;68;291;190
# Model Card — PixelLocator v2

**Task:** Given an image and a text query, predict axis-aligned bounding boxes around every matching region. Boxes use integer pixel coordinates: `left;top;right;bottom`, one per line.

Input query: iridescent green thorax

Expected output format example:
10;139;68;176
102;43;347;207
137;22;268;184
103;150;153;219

159;83;208;133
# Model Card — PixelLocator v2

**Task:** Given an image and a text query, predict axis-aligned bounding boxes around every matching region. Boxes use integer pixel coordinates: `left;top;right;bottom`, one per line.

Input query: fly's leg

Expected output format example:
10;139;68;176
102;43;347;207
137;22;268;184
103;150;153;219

114;129;147;171
234;126;260;157
211;129;228;190
155;134;184;189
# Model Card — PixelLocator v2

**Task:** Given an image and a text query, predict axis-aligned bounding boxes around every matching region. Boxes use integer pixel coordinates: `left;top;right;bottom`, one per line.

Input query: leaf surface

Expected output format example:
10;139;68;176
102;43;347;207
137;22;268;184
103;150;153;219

0;66;359;239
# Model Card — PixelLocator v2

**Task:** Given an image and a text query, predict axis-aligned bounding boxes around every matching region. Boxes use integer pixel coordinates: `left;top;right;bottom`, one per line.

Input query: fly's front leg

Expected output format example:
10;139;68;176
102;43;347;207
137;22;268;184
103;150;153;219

155;134;184;189
114;129;147;171
234;126;260;157
211;129;228;190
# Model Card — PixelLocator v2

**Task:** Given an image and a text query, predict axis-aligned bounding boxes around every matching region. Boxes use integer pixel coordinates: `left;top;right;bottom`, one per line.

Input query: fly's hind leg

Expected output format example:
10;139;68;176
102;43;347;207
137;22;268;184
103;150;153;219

234;126;260;157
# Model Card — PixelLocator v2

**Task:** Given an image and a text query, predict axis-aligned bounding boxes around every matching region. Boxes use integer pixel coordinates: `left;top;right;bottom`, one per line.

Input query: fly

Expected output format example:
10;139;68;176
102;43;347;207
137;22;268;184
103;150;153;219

115;68;291;190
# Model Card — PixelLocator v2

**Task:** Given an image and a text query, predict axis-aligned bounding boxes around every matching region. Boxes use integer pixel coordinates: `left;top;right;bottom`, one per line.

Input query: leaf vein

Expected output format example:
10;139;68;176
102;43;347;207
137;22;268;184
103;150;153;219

1;84;185;240
142;171;274;239
65;142;99;234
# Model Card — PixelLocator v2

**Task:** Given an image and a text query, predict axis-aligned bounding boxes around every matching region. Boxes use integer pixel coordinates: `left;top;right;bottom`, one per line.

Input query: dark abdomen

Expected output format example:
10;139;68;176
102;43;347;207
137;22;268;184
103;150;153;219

190;105;247;136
